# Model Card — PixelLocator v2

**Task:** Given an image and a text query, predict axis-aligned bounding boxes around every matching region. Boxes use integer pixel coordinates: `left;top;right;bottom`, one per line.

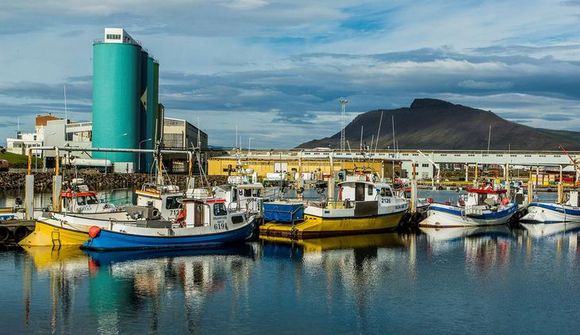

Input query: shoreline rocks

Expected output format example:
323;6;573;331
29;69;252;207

0;172;227;192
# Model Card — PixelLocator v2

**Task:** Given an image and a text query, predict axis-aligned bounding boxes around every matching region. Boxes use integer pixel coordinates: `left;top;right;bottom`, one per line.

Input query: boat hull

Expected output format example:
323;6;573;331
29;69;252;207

420;203;517;228
82;221;255;251
520;202;580;224
18;219;90;247
259;211;405;238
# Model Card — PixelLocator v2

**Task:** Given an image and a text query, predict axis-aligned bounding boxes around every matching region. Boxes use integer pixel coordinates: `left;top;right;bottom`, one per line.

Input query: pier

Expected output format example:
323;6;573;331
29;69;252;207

0;220;35;246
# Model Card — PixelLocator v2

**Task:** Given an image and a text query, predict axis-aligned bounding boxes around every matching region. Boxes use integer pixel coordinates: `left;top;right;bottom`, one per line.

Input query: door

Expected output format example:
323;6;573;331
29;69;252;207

194;203;204;227
355;183;365;201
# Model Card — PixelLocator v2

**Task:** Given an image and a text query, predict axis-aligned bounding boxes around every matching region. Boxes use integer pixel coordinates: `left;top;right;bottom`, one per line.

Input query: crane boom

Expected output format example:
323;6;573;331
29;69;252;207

559;145;579;170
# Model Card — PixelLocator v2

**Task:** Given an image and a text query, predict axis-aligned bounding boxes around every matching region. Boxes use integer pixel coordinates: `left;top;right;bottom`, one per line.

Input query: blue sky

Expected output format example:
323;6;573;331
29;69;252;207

1;0;580;149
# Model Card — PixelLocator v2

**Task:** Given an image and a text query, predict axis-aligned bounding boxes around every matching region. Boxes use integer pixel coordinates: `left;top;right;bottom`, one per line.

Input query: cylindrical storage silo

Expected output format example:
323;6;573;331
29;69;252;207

153;61;161;144
92;41;141;166
143;57;159;172
137;50;148;172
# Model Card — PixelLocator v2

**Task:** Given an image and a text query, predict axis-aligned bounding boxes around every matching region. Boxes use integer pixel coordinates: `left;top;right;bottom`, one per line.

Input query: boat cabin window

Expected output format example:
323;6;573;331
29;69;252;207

244;189;252;197
368;185;373;196
213;202;227;216
380;188;393;197
63;198;70;208
231;215;244;224
77;196;86;205
165;196;183;209
86;195;99;205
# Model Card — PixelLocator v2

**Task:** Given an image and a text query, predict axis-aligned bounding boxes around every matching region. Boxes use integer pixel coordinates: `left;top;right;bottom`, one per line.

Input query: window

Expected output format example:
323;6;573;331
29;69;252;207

422;163;429;167
380;188;393;197
368;185;373;196
106;34;122;40
231;215;244;224
165;196;183;209
213;203;227;216
87;196;99;205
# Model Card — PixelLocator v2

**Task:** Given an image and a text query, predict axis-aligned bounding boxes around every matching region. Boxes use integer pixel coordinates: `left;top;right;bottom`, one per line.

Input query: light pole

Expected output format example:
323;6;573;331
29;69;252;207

139;138;152;173
248;137;253;156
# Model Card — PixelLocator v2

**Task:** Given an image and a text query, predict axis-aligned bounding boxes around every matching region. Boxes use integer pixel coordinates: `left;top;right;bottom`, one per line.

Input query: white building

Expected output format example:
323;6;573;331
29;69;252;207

5;115;208;169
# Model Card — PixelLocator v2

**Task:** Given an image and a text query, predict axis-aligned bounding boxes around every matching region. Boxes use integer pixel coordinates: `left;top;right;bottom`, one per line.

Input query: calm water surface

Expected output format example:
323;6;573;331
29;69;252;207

0;189;574;334
1;226;580;334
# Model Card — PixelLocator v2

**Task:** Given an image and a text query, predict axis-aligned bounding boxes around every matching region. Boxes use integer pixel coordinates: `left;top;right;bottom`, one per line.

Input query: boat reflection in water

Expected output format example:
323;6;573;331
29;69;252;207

420;225;512;243
419;225;514;275
21;246;89;333
21;245;256;334
12;225;580;334
521;221;580;238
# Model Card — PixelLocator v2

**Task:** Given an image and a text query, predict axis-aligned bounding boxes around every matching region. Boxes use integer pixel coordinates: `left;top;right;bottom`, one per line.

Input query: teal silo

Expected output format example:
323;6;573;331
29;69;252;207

92;41;141;166
137;50;149;172
143;57;159;172
153;61;161;142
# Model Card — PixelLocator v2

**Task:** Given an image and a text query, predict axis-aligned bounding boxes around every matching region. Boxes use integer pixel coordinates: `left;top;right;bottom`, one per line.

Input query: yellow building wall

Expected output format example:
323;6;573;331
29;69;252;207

208;157;388;179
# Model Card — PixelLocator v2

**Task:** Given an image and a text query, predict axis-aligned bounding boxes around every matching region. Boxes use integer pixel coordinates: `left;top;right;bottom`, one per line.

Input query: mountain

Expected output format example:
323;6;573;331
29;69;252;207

297;98;580;150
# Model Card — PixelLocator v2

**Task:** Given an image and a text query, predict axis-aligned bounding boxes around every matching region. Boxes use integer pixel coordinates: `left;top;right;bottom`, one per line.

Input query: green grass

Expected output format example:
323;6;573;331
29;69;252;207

0;152;42;168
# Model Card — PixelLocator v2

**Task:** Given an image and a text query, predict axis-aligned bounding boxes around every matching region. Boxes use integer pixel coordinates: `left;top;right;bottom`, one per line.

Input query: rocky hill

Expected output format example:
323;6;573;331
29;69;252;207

298;98;580;150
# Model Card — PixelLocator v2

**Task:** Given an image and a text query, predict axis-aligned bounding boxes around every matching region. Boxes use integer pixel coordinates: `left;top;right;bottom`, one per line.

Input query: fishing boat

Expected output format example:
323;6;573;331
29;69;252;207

60;178;119;214
520;191;580;236
260;177;408;238
419;185;517;227
1;178;116;222
19;210;151;247
20;178;183;248
81;197;255;251
211;182;266;218
520;191;580;224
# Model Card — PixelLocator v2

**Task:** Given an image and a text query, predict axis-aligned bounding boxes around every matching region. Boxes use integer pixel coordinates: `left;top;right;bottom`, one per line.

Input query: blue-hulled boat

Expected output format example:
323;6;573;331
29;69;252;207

520;191;580;224
420;186;517;227
520;191;580;237
82;197;255;251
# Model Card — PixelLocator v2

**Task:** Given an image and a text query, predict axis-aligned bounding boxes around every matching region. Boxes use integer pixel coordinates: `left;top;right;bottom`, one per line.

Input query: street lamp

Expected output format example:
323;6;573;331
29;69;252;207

248;137;253;156
139;138;152;173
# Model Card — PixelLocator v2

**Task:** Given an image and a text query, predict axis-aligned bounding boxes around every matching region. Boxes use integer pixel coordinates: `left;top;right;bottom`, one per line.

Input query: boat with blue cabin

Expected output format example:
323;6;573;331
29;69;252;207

420;185;517;227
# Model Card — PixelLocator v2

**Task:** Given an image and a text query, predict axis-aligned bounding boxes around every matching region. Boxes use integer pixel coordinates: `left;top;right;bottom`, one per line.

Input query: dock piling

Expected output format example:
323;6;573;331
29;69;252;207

52;175;62;212
24;175;34;220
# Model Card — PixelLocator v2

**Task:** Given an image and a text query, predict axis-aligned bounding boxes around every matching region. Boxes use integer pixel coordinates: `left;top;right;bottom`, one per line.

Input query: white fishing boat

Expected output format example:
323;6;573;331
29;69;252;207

420;185;517;227
60;178;118;214
520;190;580;236
82;196;255;250
211;182;266;218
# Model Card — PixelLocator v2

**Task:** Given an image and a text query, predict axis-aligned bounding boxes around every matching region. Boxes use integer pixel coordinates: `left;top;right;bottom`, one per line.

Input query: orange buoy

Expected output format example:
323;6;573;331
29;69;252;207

88;226;101;238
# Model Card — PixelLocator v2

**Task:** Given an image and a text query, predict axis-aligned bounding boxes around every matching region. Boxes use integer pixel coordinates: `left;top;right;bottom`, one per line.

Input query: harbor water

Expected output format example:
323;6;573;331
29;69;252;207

0;190;577;334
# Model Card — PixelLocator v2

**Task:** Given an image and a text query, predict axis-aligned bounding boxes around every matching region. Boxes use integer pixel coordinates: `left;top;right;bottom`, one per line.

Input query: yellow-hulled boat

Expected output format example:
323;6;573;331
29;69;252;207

19;217;92;247
260;179;408;238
